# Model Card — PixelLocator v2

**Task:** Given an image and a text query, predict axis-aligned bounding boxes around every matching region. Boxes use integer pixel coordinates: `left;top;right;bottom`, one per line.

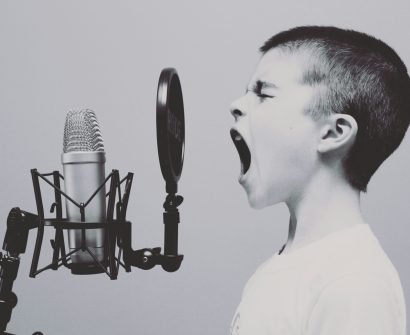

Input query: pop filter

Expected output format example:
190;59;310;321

156;68;185;194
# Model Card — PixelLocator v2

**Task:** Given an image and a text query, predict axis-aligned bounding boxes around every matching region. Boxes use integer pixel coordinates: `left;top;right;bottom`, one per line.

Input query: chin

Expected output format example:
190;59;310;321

247;191;271;209
246;188;283;209
248;198;265;209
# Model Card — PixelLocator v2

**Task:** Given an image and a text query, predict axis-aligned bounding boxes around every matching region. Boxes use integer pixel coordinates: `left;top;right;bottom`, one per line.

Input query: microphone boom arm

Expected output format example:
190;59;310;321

0;208;40;335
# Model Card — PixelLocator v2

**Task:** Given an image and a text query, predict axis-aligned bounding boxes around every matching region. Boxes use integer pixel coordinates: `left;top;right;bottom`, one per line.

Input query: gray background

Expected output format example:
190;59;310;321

0;1;409;334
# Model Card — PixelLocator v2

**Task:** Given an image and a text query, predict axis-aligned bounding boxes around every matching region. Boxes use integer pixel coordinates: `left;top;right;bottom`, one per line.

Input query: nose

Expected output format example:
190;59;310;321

231;108;243;120
230;97;247;121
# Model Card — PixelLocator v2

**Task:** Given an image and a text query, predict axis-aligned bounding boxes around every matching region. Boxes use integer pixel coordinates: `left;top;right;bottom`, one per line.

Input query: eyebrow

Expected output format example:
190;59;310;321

246;79;278;93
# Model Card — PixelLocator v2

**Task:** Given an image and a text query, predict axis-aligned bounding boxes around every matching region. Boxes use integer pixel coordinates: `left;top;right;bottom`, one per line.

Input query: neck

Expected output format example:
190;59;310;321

281;170;365;255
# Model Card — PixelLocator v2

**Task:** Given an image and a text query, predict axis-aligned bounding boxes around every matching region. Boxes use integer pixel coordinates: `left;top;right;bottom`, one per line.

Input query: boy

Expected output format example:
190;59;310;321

229;26;409;335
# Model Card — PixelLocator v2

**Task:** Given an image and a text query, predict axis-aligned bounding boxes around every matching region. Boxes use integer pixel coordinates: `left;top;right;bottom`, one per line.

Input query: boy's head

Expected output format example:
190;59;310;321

230;26;410;208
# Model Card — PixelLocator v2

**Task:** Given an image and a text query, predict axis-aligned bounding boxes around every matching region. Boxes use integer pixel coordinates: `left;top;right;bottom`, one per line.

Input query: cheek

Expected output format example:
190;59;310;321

250;113;318;182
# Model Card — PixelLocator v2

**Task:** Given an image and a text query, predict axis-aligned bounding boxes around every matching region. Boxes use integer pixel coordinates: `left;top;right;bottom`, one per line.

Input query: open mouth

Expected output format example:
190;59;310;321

230;128;251;175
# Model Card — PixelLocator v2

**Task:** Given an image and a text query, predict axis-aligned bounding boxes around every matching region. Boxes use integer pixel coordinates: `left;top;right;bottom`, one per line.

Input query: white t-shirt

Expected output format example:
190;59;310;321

230;224;406;335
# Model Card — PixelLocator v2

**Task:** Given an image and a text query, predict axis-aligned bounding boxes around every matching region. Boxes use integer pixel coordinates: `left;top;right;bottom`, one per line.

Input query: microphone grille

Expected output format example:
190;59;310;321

63;109;105;153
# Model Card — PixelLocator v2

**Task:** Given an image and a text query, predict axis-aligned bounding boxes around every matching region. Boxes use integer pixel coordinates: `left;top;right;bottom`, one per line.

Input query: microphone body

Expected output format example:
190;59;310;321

62;110;106;273
62;151;106;265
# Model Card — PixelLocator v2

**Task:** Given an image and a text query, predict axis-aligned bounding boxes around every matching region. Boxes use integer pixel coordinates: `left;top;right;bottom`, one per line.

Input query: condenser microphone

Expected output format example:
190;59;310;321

62;109;107;274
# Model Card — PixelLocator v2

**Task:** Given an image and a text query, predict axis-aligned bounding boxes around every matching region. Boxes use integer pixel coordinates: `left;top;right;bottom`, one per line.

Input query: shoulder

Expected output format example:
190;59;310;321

318;224;402;283
305;272;406;335
314;272;404;309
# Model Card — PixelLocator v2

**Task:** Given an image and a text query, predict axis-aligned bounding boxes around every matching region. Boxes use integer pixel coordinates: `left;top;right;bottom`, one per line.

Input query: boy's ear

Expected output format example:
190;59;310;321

317;114;358;154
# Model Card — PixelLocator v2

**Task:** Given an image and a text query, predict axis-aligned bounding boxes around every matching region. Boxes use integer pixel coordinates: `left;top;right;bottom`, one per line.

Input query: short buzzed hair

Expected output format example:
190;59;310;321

261;26;410;192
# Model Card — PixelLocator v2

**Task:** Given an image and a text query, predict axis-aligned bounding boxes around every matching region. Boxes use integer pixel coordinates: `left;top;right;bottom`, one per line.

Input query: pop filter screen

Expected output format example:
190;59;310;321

156;68;185;194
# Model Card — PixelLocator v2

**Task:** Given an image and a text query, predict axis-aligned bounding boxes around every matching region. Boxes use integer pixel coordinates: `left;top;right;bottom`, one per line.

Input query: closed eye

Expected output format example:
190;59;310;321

248;81;275;100
256;93;274;99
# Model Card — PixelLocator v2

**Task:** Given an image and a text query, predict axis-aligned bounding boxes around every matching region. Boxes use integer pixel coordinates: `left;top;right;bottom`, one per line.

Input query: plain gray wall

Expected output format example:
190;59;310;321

0;1;409;334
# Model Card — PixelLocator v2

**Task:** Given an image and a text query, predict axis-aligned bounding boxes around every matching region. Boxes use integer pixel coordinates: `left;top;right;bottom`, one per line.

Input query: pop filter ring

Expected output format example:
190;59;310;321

156;68;185;194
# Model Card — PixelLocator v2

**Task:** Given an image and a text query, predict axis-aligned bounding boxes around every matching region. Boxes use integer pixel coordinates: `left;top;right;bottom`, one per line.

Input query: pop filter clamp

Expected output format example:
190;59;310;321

0;68;185;334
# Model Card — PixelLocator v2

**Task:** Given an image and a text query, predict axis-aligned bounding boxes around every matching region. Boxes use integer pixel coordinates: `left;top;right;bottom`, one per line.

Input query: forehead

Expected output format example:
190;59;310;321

250;48;307;87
